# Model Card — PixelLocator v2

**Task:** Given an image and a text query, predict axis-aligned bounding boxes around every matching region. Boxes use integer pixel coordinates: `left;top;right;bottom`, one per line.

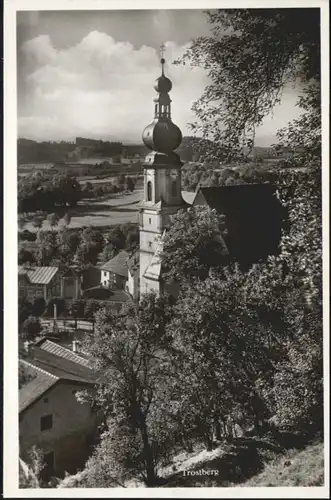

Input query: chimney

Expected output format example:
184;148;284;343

53;303;57;321
72;340;78;353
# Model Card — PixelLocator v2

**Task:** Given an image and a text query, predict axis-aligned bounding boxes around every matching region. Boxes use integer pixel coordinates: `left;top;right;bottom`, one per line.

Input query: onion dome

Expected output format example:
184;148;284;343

143;120;182;153
142;52;182;155
154;75;172;93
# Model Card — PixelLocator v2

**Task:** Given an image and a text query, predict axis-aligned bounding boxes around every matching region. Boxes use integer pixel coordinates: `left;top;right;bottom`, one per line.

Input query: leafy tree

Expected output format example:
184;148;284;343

31;297;46;317
19;363;37;389
125;226;139;253
125;176;135;192
81;294;177;486
75;242;100;267
18;172;82;213
19;447;45;488
56;229;80;263
18;299;32;326
21;316;42;341
99;243;116;264
45;297;66;318
84;300;101;321
69;299;86;327
161;206;229;283
18;247;36;265
35;231;58;266
168;267;273;446
51;173;82;208
105;226;126;251
81;227;104;252
176;8;320;159
75;227;104;266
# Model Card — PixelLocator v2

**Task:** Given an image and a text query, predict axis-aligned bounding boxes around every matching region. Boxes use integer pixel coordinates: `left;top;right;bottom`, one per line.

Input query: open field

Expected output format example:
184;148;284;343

20;190;196;232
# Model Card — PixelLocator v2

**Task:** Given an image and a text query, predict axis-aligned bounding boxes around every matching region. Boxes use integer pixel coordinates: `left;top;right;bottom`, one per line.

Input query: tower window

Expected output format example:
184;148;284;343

147;181;152;202
171;180;177;197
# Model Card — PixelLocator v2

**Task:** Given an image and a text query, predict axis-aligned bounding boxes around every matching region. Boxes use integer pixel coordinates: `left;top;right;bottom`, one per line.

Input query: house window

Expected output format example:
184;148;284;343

40;414;53;431
148;242;152;248
149;218;151;224
147;181;152;201
43;397;49;403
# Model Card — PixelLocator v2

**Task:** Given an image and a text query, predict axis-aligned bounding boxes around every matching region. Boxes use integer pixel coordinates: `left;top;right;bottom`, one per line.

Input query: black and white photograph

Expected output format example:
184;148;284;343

3;0;329;496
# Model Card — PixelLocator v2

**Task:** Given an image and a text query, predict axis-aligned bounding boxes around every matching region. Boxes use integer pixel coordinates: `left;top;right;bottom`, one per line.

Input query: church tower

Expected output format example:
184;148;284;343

139;47;187;296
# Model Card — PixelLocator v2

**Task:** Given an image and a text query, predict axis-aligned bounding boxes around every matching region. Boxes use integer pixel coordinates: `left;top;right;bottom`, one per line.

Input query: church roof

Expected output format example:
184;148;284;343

193;184;284;265
143;232;165;281
193;184;277;213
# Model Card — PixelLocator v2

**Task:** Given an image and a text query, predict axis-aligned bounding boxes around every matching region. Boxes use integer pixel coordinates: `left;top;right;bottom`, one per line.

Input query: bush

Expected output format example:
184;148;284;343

21;316;42;341
31;297;46;317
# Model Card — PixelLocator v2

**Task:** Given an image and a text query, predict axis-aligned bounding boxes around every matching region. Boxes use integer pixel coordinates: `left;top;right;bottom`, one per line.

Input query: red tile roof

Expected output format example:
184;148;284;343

18;266;59;285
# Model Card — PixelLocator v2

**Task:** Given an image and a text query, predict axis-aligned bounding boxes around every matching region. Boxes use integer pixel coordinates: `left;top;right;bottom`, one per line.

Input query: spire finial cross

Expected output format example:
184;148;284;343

160;42;166;60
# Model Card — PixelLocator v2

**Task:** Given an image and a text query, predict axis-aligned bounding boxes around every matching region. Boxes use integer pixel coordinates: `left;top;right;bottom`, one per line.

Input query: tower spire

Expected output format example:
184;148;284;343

160;42;166;75
142;44;182;154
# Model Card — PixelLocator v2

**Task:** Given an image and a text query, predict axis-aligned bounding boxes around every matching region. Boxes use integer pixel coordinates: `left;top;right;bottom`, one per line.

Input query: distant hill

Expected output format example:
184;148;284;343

17;136;205;165
17;139;76;165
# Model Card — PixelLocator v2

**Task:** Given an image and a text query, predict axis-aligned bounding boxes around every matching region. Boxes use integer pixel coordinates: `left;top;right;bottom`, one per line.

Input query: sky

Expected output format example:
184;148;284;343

17;10;303;146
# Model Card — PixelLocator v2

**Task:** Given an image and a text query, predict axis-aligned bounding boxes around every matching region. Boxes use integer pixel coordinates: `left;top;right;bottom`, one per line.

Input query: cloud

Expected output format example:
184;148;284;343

18;33;208;143
18;32;301;144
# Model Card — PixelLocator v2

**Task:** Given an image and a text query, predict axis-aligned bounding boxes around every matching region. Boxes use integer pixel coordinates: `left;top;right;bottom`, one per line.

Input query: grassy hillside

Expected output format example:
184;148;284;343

58;438;324;488
242;441;324;487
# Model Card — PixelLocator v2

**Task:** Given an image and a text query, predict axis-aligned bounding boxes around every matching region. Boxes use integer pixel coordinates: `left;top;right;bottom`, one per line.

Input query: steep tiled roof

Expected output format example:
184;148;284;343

143;232;165;281
19;337;101;414
18;266;59;285
193;184;277;213
100;251;129;277
28;346;97;384
19;360;59;413
36;339;91;368
193;185;284;264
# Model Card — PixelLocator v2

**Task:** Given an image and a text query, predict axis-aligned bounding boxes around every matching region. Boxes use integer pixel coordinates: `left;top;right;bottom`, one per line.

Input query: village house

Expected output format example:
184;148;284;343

19;339;100;480
18;266;82;302
100;251;130;289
